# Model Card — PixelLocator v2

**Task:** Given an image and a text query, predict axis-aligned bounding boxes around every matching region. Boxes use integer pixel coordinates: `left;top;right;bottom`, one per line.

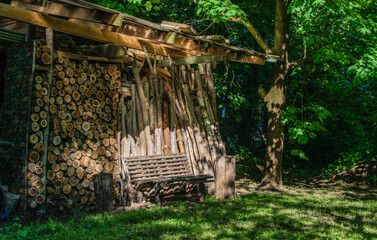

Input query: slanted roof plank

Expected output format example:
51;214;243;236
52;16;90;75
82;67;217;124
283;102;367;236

0;3;193;58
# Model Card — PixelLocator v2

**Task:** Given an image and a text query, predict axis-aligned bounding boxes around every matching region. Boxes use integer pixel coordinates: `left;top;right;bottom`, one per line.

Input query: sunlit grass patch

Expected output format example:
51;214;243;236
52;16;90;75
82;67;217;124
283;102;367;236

1;189;376;239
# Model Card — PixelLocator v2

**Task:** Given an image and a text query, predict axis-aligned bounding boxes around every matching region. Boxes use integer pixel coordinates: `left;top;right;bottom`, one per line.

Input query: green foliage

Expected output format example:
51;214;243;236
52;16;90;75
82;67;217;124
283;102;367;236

325;151;363;175
91;0;162;15
289;0;377;83
281;104;331;160
371;175;377;185
235;146;264;179
197;0;247;23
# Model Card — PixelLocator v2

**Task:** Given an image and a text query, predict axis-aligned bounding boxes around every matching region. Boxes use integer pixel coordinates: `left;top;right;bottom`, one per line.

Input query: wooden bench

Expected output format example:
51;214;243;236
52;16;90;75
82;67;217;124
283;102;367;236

123;153;214;206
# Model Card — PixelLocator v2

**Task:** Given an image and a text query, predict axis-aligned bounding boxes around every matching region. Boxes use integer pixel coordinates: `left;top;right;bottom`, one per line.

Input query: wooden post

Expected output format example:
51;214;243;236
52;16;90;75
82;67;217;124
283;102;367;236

93;173;114;210
40;28;53;207
215;156;235;200
163;100;170;153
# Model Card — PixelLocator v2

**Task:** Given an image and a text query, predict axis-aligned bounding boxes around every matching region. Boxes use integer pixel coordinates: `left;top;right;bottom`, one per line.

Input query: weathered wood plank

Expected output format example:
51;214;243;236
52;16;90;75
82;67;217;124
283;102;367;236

11;1;116;24
128;162;189;170
126;159;187;167
128;166;191;175
124;153;186;161
132;174;213;184
0;3;191;58
54;50;127;63
130;170;191;179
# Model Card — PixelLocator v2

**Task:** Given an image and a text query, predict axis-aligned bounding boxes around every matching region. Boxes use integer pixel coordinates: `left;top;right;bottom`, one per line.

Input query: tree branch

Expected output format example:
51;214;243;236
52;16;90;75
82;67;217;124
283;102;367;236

289;56;312;70
228;16;272;54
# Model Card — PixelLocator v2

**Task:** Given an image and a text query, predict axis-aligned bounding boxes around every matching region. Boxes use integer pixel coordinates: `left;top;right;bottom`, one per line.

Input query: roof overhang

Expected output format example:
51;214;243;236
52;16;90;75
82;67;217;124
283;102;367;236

0;0;278;66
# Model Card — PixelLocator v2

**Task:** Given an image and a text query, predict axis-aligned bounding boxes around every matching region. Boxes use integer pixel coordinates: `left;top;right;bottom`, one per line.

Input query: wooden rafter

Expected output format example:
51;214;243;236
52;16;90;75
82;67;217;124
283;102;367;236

0;2;271;65
0;3;194;58
11;1;118;26
9;1;270;62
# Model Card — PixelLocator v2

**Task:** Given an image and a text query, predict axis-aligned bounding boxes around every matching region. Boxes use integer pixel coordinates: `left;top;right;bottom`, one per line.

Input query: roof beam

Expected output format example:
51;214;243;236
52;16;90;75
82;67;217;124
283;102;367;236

0;3;194;58
158;52;265;67
11;1;117;25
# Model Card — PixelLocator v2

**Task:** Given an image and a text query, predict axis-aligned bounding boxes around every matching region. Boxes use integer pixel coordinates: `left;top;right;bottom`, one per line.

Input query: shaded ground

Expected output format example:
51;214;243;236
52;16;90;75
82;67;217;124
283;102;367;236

1;166;377;239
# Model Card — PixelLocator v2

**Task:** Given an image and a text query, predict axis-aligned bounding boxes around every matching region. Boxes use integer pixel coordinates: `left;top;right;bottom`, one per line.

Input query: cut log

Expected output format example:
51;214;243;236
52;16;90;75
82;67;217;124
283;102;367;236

35;194;45;204
27;172;34;181
48;152;57;164
56;171;64;179
41;52;52;65
82;122;91;131
52;163;60;172
70;177;79;187
67;167;75;177
95;164;103;173
32;122;40;132
80;156;90;167
35;167;43;175
72;159;80;168
62;184;72;195
104;162;113;172
47;170;55;180
28;163;36;172
29;150;40;162
29;187;37;197
29;177;42;188
53;135;61;146
76;167;85;179
60;162;68;171
34;142;45;152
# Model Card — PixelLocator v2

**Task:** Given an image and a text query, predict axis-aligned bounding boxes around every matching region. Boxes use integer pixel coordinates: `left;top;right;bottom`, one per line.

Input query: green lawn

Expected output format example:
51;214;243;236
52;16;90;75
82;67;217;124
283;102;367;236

1;188;377;240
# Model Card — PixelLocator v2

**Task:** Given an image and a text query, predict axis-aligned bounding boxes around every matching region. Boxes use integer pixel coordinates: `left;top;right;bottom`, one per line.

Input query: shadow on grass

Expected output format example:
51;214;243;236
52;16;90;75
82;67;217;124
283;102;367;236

1;192;377;239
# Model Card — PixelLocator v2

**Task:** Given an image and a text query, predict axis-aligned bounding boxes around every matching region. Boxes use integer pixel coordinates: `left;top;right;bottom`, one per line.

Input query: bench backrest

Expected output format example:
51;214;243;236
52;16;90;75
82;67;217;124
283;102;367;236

123;153;193;184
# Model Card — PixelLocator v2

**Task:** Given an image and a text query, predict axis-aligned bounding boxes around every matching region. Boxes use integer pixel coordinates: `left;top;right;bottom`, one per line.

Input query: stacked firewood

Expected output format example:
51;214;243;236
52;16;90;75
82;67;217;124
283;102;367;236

43;57;121;210
35;40;52;66
28;72;49;208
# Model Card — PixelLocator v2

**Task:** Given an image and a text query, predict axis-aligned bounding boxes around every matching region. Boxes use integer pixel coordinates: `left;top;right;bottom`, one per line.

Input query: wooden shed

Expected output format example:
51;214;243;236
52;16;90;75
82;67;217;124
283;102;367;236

0;0;273;211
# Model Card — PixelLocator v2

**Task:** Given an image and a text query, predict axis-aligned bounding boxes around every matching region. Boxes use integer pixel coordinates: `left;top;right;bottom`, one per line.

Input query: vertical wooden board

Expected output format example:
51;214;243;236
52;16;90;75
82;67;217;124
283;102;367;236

224;156;235;198
215;155;225;200
93;173;114;210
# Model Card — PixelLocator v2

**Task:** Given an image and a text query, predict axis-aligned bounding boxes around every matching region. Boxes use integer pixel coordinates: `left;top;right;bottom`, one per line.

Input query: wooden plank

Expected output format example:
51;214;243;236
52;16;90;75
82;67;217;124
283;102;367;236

131;170;191;180
160;180;215;188
10;1;115;24
54;50;127;63
132;174;193;183
34;64;50;71
128;166;191;175
7;2;271;64
124;154;186;161
159;52;266;67
132;174;212;184
128;162;189;170
126;159;187;167
125;153;186;158
69;18;204;56
161;20;197;35
125;156;187;162
0;3;191;58
93;173;114;210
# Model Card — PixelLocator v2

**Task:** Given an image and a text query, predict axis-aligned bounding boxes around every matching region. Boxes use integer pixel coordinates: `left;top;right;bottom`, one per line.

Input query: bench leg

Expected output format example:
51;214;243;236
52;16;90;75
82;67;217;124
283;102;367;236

155;184;162;207
199;183;205;202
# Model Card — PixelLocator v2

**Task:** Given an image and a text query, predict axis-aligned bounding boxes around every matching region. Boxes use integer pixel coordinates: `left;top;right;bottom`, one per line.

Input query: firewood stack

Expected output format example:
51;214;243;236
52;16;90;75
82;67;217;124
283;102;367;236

35;40;52;66
27;72;49;207
45;57;121;210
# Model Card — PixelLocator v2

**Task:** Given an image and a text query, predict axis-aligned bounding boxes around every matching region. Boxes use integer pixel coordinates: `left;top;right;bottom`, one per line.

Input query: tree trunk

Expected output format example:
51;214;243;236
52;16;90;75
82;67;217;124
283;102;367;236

258;0;290;190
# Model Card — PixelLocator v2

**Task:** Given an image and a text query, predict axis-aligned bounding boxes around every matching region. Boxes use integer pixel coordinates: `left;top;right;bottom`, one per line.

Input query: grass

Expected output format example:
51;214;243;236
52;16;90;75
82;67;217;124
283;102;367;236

1;188;377;240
